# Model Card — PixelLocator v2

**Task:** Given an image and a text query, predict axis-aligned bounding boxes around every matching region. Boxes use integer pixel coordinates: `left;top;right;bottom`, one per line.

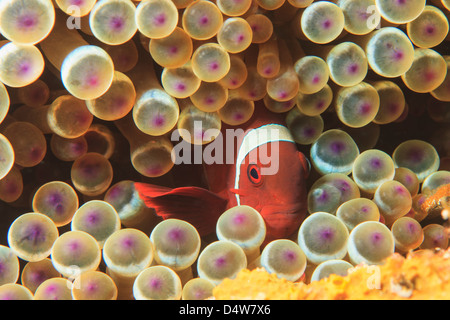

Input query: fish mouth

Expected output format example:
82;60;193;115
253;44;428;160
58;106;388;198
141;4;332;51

259;202;307;239
260;202;306;216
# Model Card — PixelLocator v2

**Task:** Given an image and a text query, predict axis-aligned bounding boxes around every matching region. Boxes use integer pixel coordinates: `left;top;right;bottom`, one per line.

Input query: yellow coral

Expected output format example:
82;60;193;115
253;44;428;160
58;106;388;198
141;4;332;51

212;268;301;300
213;248;450;300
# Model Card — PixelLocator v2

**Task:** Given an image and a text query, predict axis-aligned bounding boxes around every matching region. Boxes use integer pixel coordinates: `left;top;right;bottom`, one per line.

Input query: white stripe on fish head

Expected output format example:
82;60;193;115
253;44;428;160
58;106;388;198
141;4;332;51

234;124;296;205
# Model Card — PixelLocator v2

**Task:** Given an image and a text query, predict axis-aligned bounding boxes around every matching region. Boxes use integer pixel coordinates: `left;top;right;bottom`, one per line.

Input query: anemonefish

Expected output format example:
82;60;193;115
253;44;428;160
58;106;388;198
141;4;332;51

135;101;310;243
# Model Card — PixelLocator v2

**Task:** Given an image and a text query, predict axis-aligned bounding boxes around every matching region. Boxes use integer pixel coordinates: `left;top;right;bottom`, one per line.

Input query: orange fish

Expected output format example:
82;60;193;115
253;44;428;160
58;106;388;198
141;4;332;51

135;102;310;242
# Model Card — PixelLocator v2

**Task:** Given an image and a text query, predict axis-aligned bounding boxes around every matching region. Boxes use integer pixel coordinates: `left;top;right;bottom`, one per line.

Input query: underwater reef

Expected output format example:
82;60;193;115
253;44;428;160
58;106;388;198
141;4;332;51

0;0;449;300
213;247;450;300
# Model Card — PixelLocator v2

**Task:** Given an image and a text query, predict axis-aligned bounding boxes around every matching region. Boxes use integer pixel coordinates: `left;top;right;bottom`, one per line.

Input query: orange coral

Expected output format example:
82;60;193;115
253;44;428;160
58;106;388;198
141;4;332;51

213;248;450;300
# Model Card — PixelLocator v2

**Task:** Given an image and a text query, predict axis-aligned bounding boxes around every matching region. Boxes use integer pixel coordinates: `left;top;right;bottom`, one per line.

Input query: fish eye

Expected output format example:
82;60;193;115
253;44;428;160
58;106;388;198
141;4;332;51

247;164;262;185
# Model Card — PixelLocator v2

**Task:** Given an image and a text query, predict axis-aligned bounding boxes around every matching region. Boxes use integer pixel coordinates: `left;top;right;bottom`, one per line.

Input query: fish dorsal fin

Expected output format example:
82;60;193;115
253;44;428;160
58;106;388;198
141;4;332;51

234;124;296;205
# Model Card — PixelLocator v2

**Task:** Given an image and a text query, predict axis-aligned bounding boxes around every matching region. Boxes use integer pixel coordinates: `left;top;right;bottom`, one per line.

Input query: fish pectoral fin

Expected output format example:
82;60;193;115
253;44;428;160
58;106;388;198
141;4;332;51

134;182;228;236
